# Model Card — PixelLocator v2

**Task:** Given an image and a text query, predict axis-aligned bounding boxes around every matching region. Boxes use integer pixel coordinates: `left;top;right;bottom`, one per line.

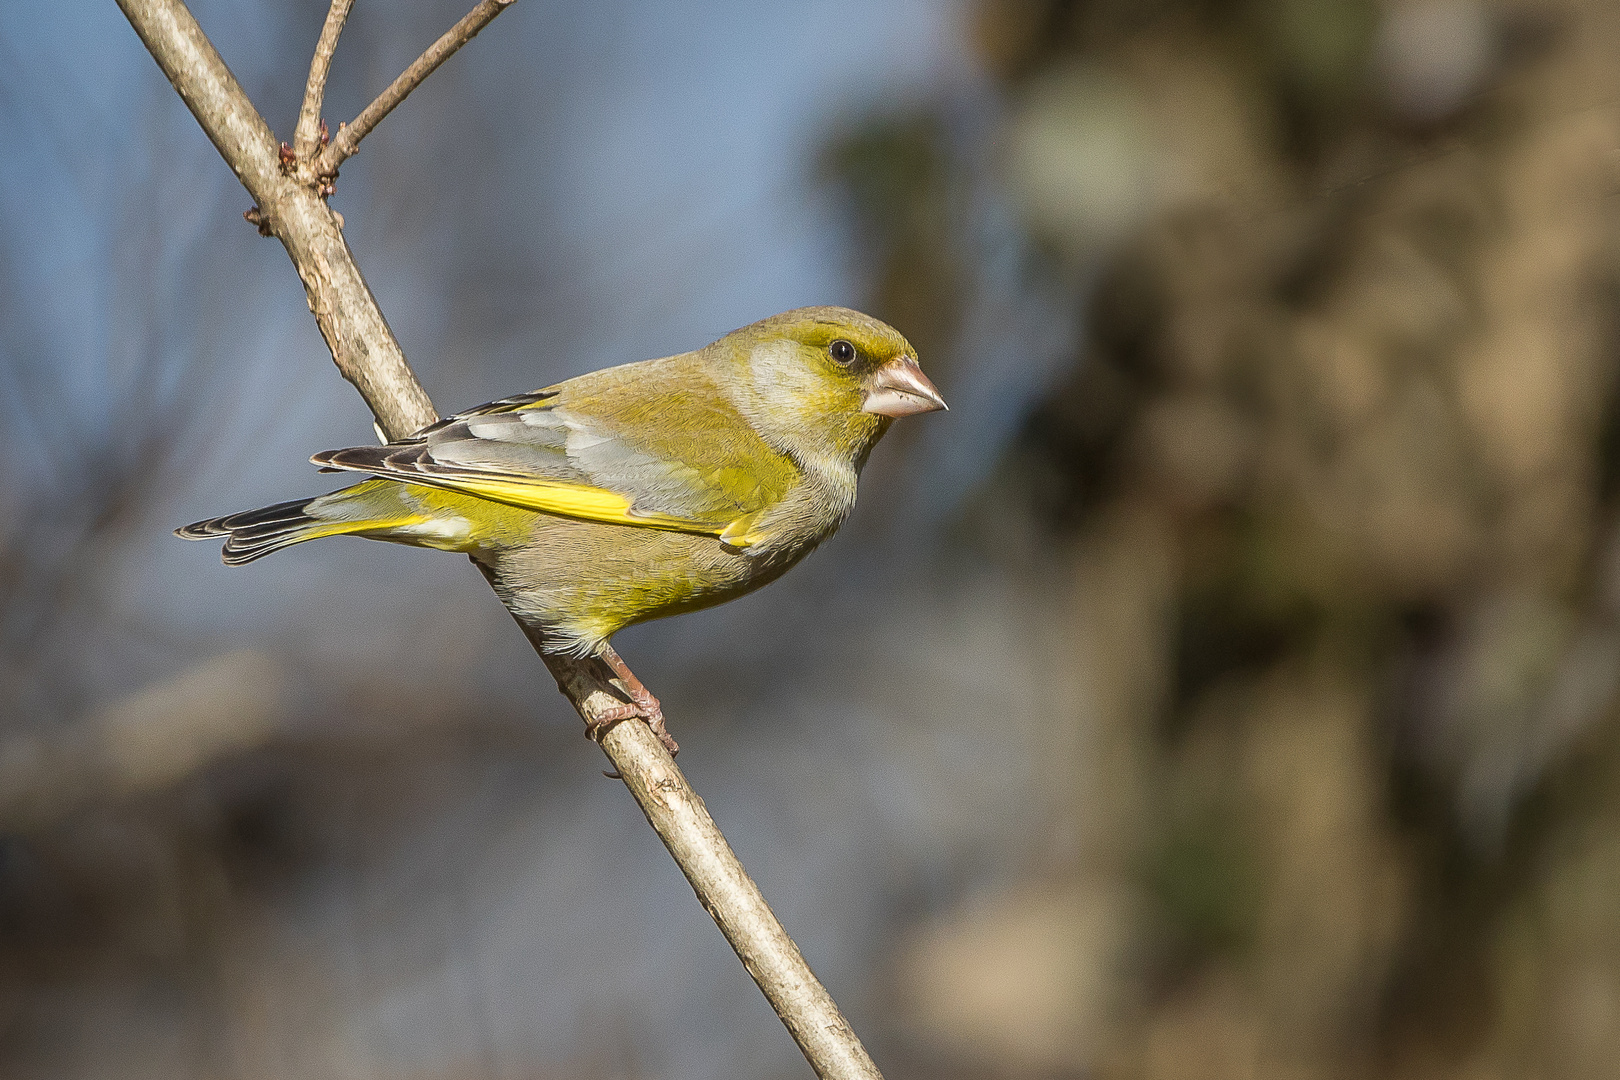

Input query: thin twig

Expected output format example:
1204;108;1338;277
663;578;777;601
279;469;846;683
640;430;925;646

116;2;883;1076
292;0;354;160
314;0;516;178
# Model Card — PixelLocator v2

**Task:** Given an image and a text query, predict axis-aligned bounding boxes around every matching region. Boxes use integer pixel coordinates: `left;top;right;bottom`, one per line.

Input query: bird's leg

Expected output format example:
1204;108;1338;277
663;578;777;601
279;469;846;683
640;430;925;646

587;642;680;756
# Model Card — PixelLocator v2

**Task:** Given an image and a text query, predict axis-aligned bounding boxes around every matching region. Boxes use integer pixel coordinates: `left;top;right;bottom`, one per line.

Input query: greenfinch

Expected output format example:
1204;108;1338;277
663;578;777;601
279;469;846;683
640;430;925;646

178;306;946;752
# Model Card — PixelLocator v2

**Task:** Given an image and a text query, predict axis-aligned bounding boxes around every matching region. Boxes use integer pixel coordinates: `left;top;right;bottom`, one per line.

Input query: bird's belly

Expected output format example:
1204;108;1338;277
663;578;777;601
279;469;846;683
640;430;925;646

486;515;791;655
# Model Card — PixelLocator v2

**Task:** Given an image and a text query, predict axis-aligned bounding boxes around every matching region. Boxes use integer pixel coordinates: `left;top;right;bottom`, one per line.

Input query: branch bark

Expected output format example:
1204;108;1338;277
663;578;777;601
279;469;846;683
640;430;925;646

116;2;882;1077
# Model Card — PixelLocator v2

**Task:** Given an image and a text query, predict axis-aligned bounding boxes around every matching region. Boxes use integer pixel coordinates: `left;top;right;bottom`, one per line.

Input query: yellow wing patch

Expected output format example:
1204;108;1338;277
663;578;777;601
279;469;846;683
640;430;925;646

425;474;769;549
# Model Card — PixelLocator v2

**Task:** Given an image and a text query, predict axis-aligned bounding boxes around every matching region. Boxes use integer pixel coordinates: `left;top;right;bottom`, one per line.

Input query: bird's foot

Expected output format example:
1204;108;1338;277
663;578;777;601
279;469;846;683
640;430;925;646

586;697;680;756
589;642;680;756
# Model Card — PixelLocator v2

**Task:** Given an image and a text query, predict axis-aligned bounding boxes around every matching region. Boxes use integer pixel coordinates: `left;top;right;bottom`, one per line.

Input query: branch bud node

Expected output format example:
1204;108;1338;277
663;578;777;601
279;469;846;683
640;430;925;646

242;206;273;237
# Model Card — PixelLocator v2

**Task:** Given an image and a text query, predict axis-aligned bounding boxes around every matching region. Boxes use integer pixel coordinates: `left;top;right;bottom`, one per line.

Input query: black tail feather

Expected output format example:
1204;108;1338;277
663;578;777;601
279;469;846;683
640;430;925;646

175;497;321;565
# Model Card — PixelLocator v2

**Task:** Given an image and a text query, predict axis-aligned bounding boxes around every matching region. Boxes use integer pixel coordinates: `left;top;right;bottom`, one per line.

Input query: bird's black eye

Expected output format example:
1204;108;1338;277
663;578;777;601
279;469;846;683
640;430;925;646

829;339;857;366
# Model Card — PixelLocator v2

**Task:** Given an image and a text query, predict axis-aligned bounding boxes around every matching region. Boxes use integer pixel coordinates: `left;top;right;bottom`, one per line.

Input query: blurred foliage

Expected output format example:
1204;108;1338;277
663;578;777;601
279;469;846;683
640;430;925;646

1144;804;1261;963
835;0;1620;1076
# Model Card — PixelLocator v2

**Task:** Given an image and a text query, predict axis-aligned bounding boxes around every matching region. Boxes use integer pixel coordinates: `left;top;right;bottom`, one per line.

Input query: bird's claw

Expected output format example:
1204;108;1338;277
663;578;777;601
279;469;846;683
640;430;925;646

587;699;680;757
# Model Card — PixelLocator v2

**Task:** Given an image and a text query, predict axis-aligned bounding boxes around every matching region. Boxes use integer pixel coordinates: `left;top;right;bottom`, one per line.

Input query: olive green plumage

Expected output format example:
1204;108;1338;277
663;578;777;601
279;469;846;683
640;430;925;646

179;307;946;661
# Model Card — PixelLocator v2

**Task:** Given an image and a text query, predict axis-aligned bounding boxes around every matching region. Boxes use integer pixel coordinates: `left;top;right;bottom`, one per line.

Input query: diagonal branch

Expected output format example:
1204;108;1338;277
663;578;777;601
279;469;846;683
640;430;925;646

116;1;883;1077
292;0;355;159
313;0;516;178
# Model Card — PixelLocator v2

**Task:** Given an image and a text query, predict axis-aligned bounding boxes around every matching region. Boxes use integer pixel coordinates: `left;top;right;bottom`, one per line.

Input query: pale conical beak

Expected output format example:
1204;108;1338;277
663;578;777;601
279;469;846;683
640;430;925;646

862;355;948;417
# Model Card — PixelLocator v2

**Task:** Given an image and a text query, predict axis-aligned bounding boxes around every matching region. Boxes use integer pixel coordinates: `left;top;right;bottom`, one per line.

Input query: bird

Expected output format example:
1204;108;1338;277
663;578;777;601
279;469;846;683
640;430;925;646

178;306;946;754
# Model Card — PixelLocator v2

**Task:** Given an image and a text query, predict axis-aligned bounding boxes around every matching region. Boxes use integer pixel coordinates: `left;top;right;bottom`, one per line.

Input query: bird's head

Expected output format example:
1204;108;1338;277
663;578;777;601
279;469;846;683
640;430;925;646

713;306;946;470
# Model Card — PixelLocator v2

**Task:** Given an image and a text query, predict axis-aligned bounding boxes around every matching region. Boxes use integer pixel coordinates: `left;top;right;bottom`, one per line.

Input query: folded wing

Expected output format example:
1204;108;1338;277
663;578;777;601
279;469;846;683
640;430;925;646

312;384;793;549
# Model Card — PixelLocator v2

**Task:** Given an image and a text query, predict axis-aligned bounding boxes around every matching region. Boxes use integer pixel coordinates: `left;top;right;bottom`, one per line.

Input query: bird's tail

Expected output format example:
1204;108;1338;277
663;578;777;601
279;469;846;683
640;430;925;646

176;479;440;565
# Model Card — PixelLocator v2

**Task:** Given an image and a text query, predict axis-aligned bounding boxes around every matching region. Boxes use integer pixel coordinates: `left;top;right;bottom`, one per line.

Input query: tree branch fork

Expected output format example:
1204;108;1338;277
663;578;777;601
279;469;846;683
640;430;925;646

282;0;516;200
113;1;882;1077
